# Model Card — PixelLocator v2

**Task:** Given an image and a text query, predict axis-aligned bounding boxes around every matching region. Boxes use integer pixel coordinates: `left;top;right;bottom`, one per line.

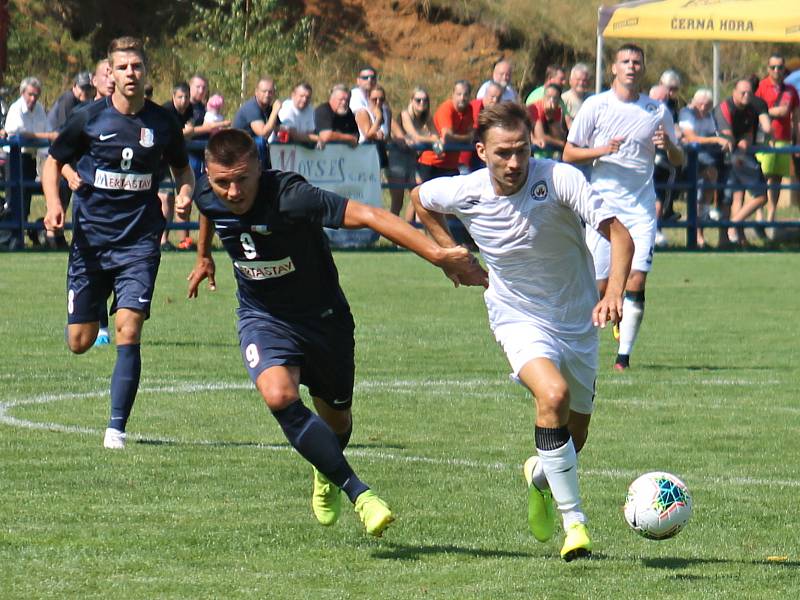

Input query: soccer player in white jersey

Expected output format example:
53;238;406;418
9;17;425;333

411;103;633;561
563;43;683;371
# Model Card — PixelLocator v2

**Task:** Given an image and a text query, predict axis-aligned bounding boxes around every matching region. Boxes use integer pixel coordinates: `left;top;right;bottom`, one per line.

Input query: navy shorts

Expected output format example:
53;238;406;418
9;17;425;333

237;307;355;410
66;254;160;324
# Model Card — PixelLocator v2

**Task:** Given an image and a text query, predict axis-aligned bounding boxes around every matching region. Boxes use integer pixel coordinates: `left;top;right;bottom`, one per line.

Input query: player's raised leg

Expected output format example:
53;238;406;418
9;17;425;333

256;366;393;536
518;358;592;561
310;397;353;526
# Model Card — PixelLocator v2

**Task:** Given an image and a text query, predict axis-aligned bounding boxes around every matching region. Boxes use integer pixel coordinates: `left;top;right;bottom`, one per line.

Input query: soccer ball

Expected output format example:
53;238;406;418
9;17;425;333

623;471;692;540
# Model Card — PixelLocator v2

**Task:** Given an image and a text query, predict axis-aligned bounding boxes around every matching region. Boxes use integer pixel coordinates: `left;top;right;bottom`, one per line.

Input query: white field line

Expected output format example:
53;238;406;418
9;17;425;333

1;379;798;489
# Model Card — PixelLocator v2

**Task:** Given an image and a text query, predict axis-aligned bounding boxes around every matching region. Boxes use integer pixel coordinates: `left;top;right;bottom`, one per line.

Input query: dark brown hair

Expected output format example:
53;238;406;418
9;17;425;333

107;36;147;64
476;102;531;143
205;129;259;166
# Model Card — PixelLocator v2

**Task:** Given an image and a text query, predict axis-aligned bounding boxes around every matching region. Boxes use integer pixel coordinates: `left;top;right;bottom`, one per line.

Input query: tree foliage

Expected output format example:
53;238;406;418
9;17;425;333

178;0;311;100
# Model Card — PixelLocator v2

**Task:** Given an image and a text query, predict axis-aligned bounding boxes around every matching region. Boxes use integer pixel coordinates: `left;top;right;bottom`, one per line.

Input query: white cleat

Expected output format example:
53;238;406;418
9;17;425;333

103;427;126;449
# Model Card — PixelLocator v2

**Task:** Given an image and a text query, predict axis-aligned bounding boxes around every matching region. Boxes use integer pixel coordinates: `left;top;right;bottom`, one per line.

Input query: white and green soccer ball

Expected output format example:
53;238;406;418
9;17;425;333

623;471;693;540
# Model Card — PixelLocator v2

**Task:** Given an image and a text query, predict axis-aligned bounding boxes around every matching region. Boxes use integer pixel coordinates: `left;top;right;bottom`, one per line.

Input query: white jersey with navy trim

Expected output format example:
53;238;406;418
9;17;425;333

419;158;615;338
567;90;677;221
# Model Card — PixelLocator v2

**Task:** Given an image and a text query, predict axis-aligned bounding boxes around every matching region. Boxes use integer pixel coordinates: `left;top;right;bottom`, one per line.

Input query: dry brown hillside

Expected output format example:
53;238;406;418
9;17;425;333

302;0;523;107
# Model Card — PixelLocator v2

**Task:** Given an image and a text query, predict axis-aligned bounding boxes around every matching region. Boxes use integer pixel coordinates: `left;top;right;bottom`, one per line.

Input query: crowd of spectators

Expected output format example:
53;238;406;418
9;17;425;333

1;51;799;250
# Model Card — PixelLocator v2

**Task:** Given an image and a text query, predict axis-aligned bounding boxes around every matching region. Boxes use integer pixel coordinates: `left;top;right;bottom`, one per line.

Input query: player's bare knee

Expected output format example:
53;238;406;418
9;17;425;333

260;387;299;411
67;335;92;354
536;386;570;420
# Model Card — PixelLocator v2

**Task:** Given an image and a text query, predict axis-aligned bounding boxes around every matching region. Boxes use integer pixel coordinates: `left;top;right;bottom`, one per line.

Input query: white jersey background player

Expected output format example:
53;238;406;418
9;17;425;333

411;103;633;561
563;43;683;371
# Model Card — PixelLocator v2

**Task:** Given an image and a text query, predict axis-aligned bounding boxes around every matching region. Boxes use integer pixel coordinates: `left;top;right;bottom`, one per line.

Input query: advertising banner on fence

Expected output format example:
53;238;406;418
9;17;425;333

269;143;381;248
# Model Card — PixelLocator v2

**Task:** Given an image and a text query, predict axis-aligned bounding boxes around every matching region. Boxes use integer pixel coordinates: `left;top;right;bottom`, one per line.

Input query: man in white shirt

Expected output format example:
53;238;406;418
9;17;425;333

412;102;633;561
563;43;683;371
277;82;317;143
349;65;390;127
476;59;519;103
1;76;57;248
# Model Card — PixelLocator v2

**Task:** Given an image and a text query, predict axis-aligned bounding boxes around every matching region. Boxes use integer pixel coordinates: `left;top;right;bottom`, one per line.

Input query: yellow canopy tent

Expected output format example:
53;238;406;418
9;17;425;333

596;0;800;100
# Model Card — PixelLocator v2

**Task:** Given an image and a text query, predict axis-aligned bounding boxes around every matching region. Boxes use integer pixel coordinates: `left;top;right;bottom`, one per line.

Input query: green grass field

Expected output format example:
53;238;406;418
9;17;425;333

1;250;798;599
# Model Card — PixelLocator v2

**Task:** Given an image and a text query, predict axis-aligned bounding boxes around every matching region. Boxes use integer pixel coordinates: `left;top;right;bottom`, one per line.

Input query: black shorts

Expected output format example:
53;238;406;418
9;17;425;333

236;307;355;409
66;253;160;324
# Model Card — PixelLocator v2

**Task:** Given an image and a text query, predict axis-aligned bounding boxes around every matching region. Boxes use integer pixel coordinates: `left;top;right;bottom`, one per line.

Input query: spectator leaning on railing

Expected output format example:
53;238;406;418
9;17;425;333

678;88;732;248
716;78;772;246
0;76;57;249
417;80;474;181
277;82;317;144
314;84;359;149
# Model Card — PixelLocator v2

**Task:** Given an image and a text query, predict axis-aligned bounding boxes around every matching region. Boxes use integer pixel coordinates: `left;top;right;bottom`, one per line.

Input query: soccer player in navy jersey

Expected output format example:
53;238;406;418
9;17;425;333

42;36;195;450
187;129;487;537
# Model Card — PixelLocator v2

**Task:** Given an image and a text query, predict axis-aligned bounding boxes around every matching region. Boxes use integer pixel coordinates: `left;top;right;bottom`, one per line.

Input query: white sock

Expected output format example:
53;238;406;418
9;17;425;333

618;294;644;356
532;457;549;491
537;438;586;527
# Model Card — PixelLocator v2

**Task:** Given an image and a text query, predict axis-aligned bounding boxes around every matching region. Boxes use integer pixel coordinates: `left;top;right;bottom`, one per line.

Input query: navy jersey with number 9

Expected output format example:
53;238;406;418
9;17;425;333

49;97;188;265
193;170;351;318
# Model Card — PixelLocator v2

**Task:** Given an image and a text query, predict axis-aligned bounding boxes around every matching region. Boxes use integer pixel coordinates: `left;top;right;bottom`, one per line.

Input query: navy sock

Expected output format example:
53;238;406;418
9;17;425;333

108;343;141;432
336;421;353;450
99;308;109;330
272;401;368;502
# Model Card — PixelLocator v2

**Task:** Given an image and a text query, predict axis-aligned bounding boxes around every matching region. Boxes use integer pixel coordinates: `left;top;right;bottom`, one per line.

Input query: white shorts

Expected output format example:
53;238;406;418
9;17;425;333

493;321;598;415
586;218;655;280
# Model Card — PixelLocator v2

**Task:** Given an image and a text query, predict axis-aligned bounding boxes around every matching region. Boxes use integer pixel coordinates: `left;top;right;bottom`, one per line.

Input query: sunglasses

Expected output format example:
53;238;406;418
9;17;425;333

371;96;385;102
412;97;428;103
359;74;377;80
768;65;785;70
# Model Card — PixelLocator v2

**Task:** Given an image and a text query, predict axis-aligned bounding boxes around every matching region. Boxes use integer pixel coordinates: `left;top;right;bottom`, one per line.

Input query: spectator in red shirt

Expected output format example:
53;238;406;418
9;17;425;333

461;81;503;171
529;84;566;159
755;53;800;226
417;80;475;181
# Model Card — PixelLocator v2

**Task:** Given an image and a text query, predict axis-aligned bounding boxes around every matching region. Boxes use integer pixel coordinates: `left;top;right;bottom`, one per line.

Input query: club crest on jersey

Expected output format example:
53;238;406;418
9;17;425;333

645;103;658;113
139;128;154;148
531;180;548;200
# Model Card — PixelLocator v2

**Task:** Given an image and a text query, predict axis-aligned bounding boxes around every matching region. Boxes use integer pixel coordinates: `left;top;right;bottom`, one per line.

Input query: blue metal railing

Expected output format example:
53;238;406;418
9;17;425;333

2;137;798;249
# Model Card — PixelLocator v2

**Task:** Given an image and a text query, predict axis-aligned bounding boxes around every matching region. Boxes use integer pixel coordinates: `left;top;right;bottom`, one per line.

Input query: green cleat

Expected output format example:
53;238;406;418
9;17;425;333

523;455;555;542
560;522;593;562
312;468;341;526
354;490;394;537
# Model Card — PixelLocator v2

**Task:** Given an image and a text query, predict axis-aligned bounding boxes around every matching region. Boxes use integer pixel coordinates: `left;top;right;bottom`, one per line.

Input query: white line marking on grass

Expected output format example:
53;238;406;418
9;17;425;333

2;380;799;490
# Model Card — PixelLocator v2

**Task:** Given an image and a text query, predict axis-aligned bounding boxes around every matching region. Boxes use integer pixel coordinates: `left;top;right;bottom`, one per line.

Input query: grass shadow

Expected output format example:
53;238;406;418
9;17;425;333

642;557;800;570
372;542;536;561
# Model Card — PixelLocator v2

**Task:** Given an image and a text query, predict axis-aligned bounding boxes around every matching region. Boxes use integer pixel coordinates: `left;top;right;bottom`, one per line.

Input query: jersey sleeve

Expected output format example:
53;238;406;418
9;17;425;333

660;107;679;145
566;97;596;146
277;172;348;228
417;175;463;215
48;107;90;164
551;162;614;230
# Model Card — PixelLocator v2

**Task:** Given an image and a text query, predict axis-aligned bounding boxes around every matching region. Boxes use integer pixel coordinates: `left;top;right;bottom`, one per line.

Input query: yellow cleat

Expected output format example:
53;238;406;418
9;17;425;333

312;468;341;526
612;323;621;342
522;456;555;542
560;522;593;562
354;490;394;537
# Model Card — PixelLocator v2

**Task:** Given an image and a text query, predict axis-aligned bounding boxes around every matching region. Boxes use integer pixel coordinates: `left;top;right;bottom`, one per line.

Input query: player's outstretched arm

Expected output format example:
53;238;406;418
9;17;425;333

592;217;633;328
42;156;66;233
187;214;217;298
410;186;488;288
343;199;487;288
563;139;624;164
